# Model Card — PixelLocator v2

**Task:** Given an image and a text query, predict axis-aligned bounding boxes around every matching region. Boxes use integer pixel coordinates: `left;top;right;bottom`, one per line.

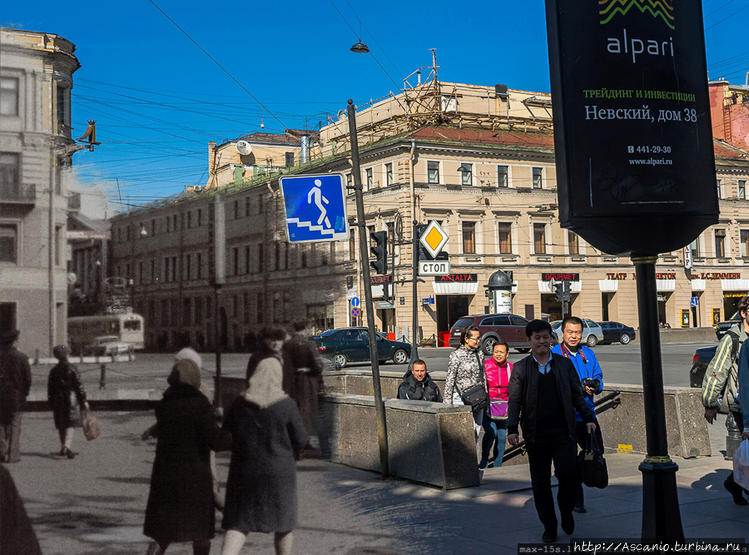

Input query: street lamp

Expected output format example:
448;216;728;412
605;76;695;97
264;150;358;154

350;40;369;54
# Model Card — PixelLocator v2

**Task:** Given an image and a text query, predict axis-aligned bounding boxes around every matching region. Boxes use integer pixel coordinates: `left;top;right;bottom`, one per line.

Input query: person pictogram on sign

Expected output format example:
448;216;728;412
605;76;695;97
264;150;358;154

307;179;331;228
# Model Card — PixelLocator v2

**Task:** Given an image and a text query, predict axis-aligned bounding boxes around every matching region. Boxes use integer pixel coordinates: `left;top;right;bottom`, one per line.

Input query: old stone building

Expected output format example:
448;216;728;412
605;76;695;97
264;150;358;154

0;28;81;355
110;79;749;352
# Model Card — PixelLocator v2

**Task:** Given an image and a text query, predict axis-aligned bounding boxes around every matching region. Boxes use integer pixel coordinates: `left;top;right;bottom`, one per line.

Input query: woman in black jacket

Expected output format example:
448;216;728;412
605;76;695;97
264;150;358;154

143;359;231;555
397;359;442;402
47;345;88;459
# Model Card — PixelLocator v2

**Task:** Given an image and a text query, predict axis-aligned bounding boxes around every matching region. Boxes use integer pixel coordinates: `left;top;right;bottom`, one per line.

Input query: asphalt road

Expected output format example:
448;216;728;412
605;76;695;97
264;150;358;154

26;341;717;399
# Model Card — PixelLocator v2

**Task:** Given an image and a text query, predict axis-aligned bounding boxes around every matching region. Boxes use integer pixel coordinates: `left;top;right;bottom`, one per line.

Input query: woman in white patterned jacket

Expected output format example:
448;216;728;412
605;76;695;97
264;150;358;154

444;326;487;444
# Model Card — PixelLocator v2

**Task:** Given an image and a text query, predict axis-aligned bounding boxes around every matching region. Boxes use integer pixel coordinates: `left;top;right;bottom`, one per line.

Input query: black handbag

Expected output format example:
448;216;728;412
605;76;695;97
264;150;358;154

457;383;489;411
578;430;608;489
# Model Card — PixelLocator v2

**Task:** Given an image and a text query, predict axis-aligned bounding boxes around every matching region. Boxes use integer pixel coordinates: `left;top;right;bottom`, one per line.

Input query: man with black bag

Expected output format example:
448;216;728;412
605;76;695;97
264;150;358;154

551;316;605;513
507;320;596;543
444;326;488;455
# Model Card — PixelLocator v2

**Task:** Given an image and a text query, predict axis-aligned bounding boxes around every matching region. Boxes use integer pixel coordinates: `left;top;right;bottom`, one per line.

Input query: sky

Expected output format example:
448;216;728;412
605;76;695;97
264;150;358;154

3;0;748;216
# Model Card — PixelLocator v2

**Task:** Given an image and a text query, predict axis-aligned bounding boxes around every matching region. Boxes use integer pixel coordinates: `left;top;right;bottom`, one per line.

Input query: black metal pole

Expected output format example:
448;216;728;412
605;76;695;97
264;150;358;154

214;284;222;409
632;256;684;541
411;223;420;361
347;99;389;477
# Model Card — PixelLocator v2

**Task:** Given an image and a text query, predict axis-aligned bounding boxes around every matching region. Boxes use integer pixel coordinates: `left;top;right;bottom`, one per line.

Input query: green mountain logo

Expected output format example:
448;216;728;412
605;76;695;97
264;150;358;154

599;0;675;30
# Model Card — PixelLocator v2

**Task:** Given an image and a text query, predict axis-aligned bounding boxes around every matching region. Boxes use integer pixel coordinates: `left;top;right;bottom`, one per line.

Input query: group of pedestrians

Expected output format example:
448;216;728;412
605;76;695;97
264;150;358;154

142;323;319;555
436;316;605;542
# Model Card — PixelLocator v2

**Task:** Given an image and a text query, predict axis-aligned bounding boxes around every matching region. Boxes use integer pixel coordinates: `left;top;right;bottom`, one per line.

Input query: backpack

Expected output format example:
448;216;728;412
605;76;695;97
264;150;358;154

703;329;741;409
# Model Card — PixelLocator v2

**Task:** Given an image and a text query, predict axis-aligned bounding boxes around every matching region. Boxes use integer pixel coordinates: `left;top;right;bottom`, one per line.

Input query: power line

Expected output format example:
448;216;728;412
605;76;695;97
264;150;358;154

148;0;288;130
706;3;749;30
343;0;402;78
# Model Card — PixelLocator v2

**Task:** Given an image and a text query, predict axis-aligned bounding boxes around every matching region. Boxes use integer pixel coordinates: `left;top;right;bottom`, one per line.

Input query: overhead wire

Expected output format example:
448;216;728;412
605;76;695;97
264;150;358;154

148;0;288;130
705;3;749;30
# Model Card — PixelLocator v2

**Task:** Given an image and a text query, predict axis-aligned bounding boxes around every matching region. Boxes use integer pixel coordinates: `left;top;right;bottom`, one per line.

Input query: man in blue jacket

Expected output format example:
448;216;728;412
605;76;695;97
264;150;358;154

551;316;604;514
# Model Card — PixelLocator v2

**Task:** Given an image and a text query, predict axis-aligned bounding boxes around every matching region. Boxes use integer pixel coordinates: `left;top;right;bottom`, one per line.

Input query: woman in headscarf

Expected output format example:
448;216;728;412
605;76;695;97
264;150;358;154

47;345;88;459
143;359;231;555
221;327;308;555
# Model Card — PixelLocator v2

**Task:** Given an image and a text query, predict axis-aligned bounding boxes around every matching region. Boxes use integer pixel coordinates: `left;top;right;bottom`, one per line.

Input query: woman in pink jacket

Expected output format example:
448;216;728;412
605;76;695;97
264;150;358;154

480;342;513;469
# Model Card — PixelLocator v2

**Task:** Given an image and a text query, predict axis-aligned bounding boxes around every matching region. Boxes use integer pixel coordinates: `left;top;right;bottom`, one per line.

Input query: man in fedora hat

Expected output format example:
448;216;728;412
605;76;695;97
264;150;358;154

0;328;32;463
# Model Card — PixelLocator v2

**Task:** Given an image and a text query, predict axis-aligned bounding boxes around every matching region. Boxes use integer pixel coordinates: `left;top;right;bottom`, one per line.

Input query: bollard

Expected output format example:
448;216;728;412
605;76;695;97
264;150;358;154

725;412;743;460
99;363;106;390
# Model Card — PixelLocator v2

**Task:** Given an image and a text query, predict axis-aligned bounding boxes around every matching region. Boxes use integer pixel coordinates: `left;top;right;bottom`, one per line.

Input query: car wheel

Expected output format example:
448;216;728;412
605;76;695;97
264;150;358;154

586;334;598;347
481;337;497;356
620;334;631;345
392;349;409;364
333;353;347;368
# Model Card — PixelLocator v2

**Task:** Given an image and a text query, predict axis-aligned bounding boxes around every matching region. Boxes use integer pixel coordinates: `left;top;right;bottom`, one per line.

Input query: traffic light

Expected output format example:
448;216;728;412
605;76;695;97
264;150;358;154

553;281;564;302
370;230;388;274
553;280;571;302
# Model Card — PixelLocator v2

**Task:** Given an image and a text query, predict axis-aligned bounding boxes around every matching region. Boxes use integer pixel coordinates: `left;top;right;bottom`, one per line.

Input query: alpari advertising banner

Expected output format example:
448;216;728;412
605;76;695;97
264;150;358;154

545;1;718;256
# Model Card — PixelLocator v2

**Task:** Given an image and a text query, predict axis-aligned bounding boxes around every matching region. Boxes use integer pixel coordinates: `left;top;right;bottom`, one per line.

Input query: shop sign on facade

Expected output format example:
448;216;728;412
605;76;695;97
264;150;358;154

541;272;580;281
434;274;477;282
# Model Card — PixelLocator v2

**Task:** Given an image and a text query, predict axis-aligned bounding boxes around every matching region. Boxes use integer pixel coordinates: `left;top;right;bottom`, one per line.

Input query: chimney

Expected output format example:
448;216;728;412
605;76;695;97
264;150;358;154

207;141;217;189
301;135;309;164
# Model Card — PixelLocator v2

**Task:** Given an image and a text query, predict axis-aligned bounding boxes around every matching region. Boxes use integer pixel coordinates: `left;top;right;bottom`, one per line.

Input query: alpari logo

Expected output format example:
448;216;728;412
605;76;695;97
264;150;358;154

599;0;675;31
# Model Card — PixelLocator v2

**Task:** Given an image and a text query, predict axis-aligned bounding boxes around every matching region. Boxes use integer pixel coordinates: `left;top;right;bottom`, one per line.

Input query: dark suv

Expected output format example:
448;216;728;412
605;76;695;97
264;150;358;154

448;313;531;355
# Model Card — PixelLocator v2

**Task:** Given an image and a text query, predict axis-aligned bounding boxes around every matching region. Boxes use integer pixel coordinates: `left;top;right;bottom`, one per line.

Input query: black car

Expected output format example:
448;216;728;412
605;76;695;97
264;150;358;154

598;321;636;345
312;327;411;368
715;311;740;340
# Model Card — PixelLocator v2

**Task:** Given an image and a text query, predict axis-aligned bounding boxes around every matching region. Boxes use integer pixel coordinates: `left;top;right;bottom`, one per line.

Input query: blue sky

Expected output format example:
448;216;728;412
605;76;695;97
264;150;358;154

3;0;748;213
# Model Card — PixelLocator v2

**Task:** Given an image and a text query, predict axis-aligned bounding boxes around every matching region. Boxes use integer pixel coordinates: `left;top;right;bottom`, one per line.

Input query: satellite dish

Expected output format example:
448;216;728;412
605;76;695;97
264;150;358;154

236;141;252;156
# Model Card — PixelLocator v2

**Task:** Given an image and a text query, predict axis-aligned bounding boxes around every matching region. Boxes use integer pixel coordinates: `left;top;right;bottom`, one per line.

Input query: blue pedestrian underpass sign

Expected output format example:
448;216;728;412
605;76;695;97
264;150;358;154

690;296;699;308
280;173;349;243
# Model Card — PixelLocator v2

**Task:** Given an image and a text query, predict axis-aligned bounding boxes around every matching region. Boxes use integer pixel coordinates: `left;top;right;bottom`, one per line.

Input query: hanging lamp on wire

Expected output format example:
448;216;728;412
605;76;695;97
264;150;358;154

350;39;369;53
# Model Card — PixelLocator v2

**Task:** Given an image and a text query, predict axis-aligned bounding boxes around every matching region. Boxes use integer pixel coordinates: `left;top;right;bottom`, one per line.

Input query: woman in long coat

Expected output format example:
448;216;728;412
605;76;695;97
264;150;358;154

221;327;308;555
143;359;231;555
47;345;88;459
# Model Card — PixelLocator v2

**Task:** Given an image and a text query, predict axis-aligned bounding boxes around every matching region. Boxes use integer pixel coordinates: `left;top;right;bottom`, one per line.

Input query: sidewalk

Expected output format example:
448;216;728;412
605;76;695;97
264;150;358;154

4;411;748;554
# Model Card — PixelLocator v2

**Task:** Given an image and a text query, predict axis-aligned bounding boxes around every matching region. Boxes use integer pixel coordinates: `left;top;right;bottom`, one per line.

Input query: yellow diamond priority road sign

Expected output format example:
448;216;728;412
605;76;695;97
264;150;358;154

419;220;449;259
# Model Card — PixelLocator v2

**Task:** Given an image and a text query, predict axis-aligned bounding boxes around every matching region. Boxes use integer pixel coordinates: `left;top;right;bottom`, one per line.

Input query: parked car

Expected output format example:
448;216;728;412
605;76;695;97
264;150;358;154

82;335;134;356
312;327;410;368
448;313;531;355
715;311;740;340
550;319;604;347
599;321;636;345
689;345;715;388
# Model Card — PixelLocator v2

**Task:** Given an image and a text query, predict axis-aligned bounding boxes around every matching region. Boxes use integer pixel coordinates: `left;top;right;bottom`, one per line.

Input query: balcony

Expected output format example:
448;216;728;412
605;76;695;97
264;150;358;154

0;183;36;205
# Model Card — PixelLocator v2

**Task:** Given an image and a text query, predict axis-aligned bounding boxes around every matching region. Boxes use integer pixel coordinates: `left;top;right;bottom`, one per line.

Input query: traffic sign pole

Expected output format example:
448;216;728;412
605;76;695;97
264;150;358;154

411;221;420;363
347;99;389;478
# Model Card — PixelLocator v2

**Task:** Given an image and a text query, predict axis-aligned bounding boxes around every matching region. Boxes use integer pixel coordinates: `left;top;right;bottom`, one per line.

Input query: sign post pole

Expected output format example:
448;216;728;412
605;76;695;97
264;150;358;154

411;222;420;362
347;99;389;477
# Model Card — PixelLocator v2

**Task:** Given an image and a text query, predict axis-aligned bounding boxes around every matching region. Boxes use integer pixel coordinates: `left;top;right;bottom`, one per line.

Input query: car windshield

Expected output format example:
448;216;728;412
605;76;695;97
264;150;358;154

451;318;474;330
319;329;338;337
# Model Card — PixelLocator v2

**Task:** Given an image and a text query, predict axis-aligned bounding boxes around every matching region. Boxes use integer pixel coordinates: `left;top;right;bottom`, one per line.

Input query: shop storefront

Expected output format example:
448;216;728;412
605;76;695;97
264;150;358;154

434;274;477;346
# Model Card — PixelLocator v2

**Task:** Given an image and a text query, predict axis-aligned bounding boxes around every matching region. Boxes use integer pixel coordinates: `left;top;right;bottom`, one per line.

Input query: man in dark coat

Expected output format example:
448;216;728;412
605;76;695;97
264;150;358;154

397;359;443;402
283;321;323;438
0;329;31;463
507;319;596;544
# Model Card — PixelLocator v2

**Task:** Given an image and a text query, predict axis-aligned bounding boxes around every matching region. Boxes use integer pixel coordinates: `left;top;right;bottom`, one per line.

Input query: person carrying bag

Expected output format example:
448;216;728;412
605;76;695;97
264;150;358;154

578;430;608;489
444;326;488;458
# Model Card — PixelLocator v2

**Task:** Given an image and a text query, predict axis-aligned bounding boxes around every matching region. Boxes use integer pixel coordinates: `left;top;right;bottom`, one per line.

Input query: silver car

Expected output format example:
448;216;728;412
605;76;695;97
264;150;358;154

551;318;604;347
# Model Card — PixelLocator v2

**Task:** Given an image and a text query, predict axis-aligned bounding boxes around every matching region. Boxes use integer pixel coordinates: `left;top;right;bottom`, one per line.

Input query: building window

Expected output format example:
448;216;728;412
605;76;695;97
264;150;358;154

533;223;547;254
717;179;722;200
0;224;17;263
385;163;393;186
243;292;250;324
427;161;440;184
740;180;747;200
568;230;579;255
233;200;239;219
151;219;156;236
741;230;749;258
498;222;512;254
285;152;295;167
166;216;171;233
366;167;373;190
197;209;202;226
459;163;473;186
258;195;263;215
462;221;476;254
274;242;280;271
195;297;202;324
187;212;192;228
689;238;700;258
532;167;543;189
244;245;250;274
281;242;288;270
232;247;239;275
256;292;264;324
244;196;250;217
257;243;264;272
232;295;238;318
56;84;70;132
197;253;203;279
0;78;19;116
715;228;726;258
0;153;19;193
184;297;192;326
497;165;509;188
163;257;170;282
